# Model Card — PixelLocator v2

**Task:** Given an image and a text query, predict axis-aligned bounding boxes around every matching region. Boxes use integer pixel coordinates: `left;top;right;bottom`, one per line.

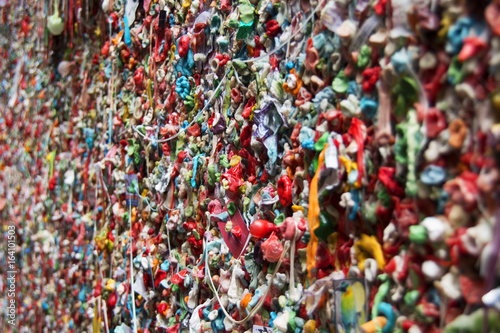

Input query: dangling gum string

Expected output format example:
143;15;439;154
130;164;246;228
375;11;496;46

122;242;132;316
146;21;155;112
146;141;152;175
205;235;290;324
149;20;154;74
153;17;162;106
289;226;299;300
97;163;111;204
196;205;251;293
348;118;365;184
405;55;429;133
40;251;47;333
109;62;115;110
93;296;102;332
93;171;99;241
102;299;110;333
404;55;429;226
306;144;328;280
128;199;138;333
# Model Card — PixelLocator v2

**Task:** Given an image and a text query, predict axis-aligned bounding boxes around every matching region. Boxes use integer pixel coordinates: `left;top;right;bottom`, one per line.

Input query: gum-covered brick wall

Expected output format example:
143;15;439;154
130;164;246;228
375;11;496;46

1;0;500;332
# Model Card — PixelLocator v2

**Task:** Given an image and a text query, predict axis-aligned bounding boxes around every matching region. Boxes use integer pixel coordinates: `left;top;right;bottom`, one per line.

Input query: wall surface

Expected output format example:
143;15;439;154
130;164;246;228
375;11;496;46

1;0;500;332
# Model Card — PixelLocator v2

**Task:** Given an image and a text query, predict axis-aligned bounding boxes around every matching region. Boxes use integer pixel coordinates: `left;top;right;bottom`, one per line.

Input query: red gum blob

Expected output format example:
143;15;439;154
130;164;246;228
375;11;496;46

277;175;293;206
261;232;283;262
249;219;278;238
178;35;190;58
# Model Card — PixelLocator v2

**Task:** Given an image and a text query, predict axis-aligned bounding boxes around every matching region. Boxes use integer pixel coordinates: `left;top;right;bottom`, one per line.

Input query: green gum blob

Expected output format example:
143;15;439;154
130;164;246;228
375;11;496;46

223;74;233;111
404;110;421;197
362;201;377;224
218;37;229;52
219;155;230;168
288;310;297;331
445;308;500;333
314;132;329;152
274;213;285;225
393;76;419;117
193;229;200;240
227;14;239;29
189;143;199;155
236;3;254;40
210;15;221;34
314;212;336;241
168;316;177;327
243;197;251;212
372;274;389;318
227;201;236;215
184;95;195;111
185;205;194;217
185;170;193;182
239;0;255;24
404;290;420;309
316;58;326;72
332;70;348;94
357;45;371;68
232;59;248;72
207;165;217;186
447;56;465;85
409;225;427;244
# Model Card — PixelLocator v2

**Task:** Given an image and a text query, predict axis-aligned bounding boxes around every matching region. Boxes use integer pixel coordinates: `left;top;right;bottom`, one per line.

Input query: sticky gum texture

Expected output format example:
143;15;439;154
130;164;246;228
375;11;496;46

1;0;500;332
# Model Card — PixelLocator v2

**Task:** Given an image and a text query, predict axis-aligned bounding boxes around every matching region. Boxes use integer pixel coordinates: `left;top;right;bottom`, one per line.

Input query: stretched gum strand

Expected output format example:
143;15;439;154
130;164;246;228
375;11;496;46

204;236;290;325
306;144;328;279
